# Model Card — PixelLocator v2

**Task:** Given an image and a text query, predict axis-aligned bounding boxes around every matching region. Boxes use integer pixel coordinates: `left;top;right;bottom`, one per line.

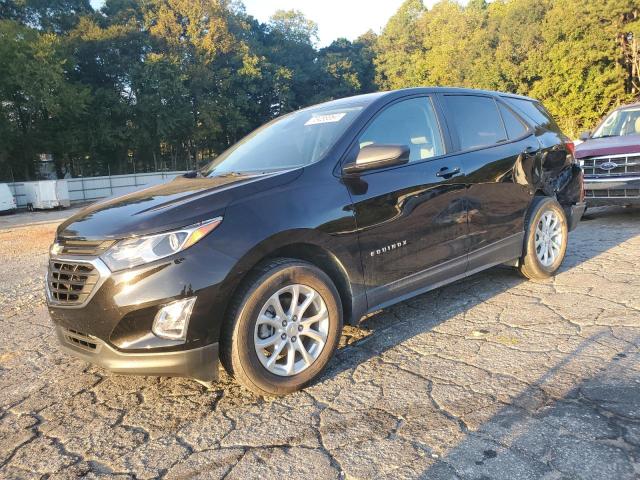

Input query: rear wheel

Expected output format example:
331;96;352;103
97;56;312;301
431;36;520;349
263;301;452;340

518;197;568;280
221;259;343;396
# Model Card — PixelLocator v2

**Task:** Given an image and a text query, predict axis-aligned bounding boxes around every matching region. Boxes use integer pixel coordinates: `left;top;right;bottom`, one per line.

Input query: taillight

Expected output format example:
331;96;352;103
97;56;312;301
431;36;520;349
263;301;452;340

566;141;575;157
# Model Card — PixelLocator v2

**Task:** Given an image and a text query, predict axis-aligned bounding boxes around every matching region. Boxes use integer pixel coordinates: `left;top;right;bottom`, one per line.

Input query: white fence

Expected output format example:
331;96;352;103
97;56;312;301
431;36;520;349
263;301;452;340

9;171;187;208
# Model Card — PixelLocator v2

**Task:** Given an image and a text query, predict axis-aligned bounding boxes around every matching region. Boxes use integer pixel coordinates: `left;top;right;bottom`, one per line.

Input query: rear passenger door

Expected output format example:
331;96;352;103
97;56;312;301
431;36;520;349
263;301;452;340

441;94;539;271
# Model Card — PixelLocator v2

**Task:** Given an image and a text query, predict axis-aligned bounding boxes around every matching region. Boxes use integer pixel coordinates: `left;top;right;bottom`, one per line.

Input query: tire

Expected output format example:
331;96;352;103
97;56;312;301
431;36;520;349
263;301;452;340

220;258;343;396
518;197;568;280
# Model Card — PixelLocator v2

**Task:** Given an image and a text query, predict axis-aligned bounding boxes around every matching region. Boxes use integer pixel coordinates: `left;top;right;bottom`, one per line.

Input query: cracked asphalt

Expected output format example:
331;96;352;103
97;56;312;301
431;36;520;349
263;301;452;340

0;206;639;479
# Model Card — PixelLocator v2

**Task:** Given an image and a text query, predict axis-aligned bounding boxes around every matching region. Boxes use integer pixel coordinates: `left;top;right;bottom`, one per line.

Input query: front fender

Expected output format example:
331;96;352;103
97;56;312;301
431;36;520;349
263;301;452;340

203;164;364;337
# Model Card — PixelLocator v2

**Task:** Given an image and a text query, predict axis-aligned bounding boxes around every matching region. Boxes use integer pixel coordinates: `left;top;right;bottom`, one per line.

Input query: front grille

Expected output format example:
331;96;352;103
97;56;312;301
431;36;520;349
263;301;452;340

582;155;640;177
63;328;97;351
48;260;99;305
55;238;116;256
585;189;640;198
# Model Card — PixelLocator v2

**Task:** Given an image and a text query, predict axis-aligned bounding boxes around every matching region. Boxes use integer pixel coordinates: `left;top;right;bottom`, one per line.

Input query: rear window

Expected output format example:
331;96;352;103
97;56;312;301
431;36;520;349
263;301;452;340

502;97;562;134
444;95;507;150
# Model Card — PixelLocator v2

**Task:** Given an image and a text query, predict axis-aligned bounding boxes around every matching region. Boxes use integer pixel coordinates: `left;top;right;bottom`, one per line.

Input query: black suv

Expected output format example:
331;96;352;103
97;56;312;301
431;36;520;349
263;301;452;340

47;88;585;396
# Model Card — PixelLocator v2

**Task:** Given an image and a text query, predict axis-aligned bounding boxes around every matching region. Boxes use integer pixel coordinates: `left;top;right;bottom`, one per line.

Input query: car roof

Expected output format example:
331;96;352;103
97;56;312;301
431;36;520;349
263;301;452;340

612;102;640;112
311;87;538;111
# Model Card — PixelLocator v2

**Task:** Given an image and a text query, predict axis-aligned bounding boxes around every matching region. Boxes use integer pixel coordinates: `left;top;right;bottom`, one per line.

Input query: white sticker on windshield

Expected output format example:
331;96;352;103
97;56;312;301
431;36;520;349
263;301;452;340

305;113;346;126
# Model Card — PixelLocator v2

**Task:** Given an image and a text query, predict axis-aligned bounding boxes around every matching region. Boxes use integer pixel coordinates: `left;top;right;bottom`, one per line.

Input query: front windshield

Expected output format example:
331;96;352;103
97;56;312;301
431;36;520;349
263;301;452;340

201;104;364;176
592;107;640;138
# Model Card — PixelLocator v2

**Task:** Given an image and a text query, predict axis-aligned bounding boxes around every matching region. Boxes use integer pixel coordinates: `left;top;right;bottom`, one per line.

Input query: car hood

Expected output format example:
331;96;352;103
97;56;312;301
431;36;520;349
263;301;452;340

57;169;301;240
575;135;640;159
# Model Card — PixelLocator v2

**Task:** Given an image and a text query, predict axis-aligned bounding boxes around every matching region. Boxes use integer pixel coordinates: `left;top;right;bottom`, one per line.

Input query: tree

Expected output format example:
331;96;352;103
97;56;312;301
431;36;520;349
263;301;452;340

262;9;323;114
414;0;488;87
2;0;638;181
0;0;93;33
0;20;88;179
373;0;640;136
130;53;192;171
374;0;426;89
318;33;377;100
528;0;639;134
268;9;318;45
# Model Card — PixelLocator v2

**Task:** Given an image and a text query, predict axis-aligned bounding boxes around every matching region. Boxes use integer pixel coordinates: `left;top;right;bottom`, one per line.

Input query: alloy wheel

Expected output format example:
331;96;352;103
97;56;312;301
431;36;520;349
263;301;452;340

253;284;329;376
535;210;563;267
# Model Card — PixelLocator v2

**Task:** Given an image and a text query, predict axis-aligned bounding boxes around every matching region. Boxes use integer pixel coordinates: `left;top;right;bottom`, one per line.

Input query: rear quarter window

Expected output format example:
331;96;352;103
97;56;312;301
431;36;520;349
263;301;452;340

498;103;529;140
502;97;563;135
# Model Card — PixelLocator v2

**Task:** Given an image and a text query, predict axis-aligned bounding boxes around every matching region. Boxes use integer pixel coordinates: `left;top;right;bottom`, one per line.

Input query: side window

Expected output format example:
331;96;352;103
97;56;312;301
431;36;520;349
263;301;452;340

359;97;444;162
444;95;507;150
502;97;563;134
498;103;529;139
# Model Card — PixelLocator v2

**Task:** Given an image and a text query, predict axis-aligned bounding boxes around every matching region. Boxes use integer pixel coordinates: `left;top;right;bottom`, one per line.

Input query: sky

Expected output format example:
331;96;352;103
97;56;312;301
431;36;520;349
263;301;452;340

89;0;445;47
241;0;408;46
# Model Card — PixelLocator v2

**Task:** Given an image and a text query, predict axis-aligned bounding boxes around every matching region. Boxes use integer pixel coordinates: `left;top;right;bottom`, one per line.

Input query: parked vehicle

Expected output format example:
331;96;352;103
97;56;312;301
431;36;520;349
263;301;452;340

47;88;585;395
0;184;17;213
576;103;640;206
24;180;70;210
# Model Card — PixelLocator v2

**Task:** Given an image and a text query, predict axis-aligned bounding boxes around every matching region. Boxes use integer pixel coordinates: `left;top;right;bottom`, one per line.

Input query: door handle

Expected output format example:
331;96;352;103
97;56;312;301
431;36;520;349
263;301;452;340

436;166;461;179
524;145;539;155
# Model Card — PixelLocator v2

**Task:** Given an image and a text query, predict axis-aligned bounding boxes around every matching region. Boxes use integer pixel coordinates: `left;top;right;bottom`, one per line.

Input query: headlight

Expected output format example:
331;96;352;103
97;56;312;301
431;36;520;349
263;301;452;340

101;217;222;272
50;242;64;256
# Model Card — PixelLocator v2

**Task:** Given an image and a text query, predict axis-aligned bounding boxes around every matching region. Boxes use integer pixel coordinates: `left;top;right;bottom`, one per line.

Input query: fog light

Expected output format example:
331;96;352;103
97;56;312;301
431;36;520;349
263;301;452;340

152;297;197;341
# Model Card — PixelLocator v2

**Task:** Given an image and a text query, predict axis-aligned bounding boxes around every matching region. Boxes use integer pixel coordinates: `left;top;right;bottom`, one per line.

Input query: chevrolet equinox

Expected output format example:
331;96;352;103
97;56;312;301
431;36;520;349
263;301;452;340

47;88;586;396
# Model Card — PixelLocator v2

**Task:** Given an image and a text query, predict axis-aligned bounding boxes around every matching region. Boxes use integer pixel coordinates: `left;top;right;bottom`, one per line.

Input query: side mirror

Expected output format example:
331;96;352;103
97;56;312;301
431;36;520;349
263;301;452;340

579;131;591;141
343;144;410;175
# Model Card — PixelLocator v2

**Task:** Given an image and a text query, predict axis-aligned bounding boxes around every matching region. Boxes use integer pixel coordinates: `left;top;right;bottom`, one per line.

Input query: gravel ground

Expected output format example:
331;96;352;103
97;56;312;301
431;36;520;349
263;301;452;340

0;207;82;230
0;206;639;479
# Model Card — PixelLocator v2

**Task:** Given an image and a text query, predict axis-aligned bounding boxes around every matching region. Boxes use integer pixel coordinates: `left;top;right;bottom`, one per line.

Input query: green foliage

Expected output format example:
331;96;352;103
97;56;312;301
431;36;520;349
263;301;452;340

0;0;638;180
318;32;378;99
268;9;318;45
0;19;88;178
527;0;638;134
374;0;427;89
0;0;92;32
375;0;640;136
0;0;378;179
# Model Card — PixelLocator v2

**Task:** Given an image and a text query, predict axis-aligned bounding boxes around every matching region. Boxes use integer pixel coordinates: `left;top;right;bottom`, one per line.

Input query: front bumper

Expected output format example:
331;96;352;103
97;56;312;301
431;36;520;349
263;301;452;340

56;326;219;382
584;176;640;206
47;238;237;347
46;237;240;383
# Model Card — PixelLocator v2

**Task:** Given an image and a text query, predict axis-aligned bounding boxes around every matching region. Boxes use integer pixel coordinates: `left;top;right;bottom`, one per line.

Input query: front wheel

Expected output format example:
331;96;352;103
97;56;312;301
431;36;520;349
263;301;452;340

518;197;568;280
220;259;343;396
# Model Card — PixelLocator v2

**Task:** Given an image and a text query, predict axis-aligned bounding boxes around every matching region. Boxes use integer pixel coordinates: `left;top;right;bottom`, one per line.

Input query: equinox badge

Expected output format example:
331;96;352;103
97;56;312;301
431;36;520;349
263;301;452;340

370;240;407;257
